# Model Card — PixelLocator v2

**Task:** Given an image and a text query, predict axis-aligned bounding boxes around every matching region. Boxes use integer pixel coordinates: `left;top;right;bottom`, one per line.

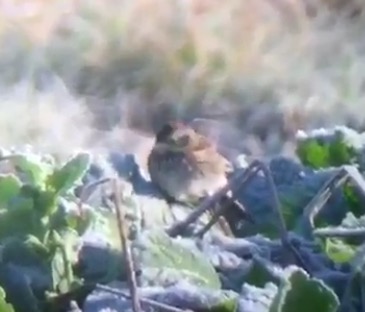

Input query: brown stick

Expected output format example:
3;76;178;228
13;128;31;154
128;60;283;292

112;178;142;312
96;284;193;312
167;162;260;237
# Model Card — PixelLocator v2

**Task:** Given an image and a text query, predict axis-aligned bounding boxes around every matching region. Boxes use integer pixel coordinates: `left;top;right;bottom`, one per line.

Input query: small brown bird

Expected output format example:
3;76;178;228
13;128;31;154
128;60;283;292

147;121;253;234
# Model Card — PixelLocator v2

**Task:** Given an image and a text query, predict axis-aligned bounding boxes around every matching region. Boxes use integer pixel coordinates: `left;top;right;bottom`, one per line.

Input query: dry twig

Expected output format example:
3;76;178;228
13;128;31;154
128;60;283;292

112;178;142;312
76;177;111;217
96;284;193;312
167;160;311;273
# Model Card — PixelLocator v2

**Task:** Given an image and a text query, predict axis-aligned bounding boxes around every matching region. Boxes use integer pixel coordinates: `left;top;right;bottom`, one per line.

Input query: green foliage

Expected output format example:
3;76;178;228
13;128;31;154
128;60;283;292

135;230;221;289
314;213;365;264
46;152;91;196
296;131;364;218
0;151;92;301
8;154;53;188
0;175;21;208
296;132;356;169
45;228;81;294
245;257;278;288
296;139;331;169
321;238;356;264
270;267;339;312
209;297;238;312
343;182;364;217
0;287;15;312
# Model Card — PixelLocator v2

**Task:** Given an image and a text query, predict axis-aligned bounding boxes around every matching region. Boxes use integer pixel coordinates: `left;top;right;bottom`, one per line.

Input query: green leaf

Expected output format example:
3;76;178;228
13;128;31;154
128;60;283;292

51;246;74;294
269;266;339;312
343;182;363;217
328;133;356;166
209;296;238;312
296;128;358;170
2;236;49;266
34;190;58;218
0;202;38;239
350;243;365;273
46;152;91;195
23;235;50;260
135;230;221;289
0;287;15;312
245;257;278;288
296;139;329;169
57;228;80;265
314;212;365;247
323;238;356;264
64;207;94;235
0;175;21;208
7;154;52;187
48;228;78;294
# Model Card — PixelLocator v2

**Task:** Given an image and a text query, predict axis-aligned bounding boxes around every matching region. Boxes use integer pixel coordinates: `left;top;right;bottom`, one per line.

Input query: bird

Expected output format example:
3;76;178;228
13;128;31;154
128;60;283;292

147;121;254;235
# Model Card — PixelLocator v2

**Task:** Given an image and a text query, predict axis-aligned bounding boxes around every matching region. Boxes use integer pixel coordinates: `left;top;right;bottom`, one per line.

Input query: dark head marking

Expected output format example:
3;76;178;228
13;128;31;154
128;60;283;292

155;122;183;142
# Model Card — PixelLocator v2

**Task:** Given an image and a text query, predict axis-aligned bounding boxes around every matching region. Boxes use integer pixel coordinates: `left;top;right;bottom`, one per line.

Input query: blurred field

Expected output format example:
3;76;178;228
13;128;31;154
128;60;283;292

0;0;364;159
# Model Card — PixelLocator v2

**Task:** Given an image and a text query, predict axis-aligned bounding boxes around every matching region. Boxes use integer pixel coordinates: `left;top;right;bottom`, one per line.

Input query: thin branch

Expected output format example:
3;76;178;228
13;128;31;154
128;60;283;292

167;162;260;237
112;178;142;312
96;284;193;312
337;270;357;312
76;177;111;217
195;202;233;238
301;168;349;238
314;228;365;238
300;165;365;240
167;159;311;272
257;161;312;274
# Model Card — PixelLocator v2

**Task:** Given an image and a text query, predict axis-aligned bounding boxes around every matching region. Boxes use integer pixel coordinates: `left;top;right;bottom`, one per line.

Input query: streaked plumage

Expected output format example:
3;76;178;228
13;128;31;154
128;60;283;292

147;121;253;234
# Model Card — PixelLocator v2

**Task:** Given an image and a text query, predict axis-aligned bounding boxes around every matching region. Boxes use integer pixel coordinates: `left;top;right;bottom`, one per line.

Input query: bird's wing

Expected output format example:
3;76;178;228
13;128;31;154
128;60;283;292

186;134;234;174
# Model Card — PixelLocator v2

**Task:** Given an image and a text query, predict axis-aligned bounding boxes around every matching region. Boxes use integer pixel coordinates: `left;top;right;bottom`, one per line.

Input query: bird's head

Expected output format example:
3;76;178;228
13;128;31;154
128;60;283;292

154;121;195;151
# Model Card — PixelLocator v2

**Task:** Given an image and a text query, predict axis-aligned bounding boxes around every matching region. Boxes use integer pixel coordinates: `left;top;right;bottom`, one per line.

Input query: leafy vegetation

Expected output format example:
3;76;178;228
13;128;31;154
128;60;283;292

0;151;94;311
2;126;365;311
134;230;221;289
270;267;339;312
1;0;365;311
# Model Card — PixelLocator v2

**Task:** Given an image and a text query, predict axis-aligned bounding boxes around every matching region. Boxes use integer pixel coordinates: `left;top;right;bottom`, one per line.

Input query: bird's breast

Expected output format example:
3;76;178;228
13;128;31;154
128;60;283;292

148;150;228;204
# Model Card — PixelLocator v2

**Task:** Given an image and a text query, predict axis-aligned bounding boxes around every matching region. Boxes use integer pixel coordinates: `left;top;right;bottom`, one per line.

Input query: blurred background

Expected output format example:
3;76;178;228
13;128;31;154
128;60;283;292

0;0;364;163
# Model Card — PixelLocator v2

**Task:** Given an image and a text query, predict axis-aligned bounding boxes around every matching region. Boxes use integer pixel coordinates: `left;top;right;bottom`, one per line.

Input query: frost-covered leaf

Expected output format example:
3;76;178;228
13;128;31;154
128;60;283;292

239;283;278;312
269;266;339;312
314;212;365;246
341;212;365;228
245;257;278;287
350;243;365;272
144;281;237;312
134;230;221;289
46;152;91;195
85;281;237;312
